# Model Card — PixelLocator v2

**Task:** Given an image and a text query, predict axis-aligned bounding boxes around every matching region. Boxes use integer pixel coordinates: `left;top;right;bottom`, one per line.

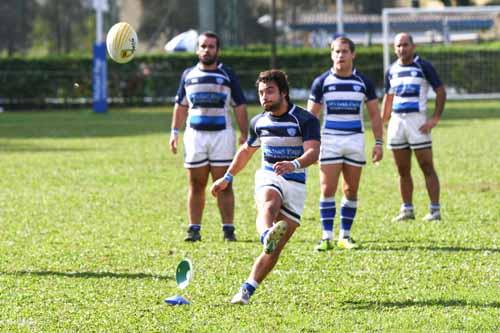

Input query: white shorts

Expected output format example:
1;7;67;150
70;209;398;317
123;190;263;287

387;113;432;150
254;169;306;224
183;127;236;168
319;133;366;167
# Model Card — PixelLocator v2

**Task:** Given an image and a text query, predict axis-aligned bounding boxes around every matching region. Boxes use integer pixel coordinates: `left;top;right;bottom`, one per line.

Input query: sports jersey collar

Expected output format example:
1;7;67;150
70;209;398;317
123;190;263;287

398;54;419;66
331;68;356;80
268;103;295;119
196;61;221;72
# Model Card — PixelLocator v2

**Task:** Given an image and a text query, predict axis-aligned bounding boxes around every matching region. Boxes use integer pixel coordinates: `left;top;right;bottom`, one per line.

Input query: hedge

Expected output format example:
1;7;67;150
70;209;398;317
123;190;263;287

1;43;499;109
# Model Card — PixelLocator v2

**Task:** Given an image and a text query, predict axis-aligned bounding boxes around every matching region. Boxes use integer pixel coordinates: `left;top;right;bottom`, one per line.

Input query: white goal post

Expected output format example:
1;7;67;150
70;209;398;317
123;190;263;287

382;6;500;99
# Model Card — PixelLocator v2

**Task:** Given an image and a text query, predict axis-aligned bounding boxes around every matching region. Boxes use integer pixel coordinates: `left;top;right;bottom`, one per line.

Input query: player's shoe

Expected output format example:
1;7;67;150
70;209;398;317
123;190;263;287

391;209;415;222
223;230;237;242
337;237;358;249
423;210;441;222
263;221;288;254
315;239;334;251
184;229;201;242
230;287;251;305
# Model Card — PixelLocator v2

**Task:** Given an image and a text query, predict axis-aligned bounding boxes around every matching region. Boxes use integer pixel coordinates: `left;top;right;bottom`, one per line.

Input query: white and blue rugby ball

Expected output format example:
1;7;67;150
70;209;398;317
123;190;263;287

106;22;138;64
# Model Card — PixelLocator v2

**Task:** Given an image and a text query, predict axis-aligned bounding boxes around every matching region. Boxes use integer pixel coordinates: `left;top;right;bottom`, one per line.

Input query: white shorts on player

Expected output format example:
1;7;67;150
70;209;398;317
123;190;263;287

319;133;366;167
387;112;432;150
254;169;306;224
183;127;236;168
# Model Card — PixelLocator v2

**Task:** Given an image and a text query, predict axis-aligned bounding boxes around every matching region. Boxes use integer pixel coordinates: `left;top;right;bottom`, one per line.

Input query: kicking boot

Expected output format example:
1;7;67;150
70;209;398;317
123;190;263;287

231;287;251;305
263;221;288;254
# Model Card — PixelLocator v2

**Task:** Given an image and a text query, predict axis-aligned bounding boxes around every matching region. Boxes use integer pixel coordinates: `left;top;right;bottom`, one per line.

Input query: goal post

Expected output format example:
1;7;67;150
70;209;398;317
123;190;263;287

382;6;500;99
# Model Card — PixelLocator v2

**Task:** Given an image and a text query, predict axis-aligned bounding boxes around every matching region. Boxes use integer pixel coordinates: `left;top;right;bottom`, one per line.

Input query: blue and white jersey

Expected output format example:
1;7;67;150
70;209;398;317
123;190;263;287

309;69;377;136
175;63;246;131
384;55;442;114
248;104;320;184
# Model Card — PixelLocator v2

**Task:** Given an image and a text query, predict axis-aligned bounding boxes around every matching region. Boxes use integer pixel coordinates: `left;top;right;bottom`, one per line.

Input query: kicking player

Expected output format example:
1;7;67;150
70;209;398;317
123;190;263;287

308;36;383;251
382;32;446;222
211;70;320;304
169;31;248;242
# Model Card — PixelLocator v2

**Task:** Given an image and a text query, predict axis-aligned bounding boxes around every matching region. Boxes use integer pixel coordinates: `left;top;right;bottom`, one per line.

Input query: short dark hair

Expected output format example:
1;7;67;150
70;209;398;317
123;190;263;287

256;70;290;102
332;36;356;53
199;31;220;49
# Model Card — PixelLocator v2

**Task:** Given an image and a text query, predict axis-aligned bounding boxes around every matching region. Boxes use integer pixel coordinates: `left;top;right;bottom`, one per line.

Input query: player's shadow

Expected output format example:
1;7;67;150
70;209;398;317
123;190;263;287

360;243;499;253
0;143;98;153
3;270;173;280
343;299;500;309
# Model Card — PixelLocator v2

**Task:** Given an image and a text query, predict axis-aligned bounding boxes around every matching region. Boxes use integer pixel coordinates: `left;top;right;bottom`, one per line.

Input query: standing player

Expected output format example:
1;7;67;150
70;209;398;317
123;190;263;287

382;33;446;222
308;37;383;251
169;32;248;242
211;70;320;304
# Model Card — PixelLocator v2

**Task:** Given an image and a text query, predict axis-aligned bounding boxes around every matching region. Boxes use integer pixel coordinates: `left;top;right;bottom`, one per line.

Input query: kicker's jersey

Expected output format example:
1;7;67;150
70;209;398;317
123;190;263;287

175;63;246;131
247;104;321;184
309;69;377;136
384;54;442;114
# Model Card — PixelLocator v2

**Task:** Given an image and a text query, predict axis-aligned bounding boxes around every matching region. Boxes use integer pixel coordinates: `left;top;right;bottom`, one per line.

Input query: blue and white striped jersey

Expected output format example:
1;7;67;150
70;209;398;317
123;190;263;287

309;69;377;136
247;104;320;184
384;55;442;114
175;63;246;131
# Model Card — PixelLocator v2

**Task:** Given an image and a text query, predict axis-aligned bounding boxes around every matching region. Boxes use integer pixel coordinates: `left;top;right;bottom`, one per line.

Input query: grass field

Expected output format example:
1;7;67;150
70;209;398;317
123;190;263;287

0;100;498;332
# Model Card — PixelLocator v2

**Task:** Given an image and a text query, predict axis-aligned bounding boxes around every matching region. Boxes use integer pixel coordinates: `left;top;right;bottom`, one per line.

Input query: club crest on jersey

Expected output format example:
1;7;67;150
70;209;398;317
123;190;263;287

216;78;224;84
411;71;418;77
260;129;270;136
353;85;361;92
329;86;336;91
287;127;297;136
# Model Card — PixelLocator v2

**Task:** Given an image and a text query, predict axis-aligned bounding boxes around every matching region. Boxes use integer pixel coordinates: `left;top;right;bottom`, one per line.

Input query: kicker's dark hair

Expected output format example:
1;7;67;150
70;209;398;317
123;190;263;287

255;69;290;102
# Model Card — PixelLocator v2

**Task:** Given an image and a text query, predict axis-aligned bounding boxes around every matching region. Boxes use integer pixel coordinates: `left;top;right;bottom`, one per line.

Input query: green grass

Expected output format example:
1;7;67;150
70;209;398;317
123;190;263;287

0;100;498;332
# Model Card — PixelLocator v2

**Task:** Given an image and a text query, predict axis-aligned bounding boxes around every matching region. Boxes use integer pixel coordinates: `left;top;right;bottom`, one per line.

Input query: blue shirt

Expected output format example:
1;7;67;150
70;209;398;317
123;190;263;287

384;55;442;114
309;69;377;136
175;63;246;131
247;104;320;184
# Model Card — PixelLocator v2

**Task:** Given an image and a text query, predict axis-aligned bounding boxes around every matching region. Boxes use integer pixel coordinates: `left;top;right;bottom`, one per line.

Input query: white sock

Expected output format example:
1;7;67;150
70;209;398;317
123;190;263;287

339;229;350;240
322;230;333;240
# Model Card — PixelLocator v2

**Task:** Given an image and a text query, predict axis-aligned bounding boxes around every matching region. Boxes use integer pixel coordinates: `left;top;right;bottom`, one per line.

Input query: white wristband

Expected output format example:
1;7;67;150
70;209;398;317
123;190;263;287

291;159;301;169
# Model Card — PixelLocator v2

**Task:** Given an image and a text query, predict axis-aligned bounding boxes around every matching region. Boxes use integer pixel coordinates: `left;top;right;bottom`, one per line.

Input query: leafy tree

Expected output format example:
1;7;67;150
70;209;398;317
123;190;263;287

39;0;93;54
139;0;198;49
0;0;37;55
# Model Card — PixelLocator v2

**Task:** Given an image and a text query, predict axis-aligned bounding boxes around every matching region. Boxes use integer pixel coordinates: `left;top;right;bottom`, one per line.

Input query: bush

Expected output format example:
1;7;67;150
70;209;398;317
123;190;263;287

1;43;499;109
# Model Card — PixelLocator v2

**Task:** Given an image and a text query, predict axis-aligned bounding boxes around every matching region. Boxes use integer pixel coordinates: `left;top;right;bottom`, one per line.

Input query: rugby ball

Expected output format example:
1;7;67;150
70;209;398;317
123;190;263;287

106;22;138;64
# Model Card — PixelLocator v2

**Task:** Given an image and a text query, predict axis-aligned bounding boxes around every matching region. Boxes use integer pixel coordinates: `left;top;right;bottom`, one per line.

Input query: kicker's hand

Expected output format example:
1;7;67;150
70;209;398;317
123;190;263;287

273;161;296;176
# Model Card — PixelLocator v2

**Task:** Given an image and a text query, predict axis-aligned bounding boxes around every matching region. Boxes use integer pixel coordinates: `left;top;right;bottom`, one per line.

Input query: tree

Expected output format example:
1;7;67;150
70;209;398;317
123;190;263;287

139;0;198;49
39;0;93;54
0;0;37;55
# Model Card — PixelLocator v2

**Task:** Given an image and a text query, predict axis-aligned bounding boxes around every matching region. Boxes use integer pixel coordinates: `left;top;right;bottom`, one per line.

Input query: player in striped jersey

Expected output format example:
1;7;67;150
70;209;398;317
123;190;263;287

308;37;384;251
211;70;320;304
382;33;446;222
169;32;249;242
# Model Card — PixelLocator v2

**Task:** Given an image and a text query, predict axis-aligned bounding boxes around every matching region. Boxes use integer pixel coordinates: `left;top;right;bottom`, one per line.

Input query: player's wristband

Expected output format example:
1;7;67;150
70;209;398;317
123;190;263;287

291;159;301;170
223;172;234;183
171;128;179;137
375;139;383;146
